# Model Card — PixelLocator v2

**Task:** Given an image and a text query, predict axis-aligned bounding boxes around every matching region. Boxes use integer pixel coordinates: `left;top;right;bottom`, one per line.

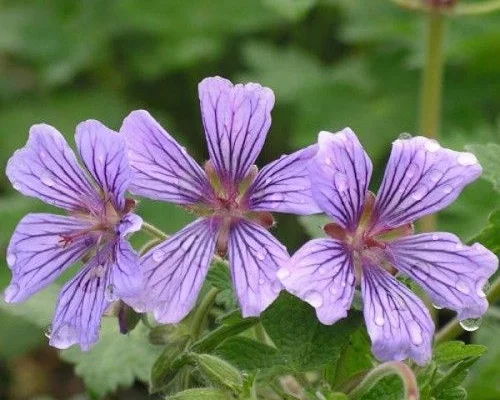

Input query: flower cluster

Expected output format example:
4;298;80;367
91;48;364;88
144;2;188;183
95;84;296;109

3;76;498;364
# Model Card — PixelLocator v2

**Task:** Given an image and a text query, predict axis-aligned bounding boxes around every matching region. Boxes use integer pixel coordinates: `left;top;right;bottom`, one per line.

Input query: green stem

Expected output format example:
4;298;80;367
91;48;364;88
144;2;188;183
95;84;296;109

139;238;163;255
141;221;168;240
435;276;500;343
347;361;419;400
191;287;220;339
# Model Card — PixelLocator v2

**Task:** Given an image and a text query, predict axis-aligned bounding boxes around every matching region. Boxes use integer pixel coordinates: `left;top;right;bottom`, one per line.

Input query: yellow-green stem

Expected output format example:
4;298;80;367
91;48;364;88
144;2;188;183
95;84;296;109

141;221;168;240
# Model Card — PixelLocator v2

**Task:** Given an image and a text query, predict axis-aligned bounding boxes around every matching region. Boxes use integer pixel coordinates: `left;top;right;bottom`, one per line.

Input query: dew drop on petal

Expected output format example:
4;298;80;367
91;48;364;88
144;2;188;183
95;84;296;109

442;185;453;194
374;315;385;326
44;324;52;339
457;152;478;166
460;317;482;332
12;182;21;191
3;283;20;302
432;234;439;241
398;132;412;140
268;193;284;208
455;280;470;294
254;248;267;261
105;284;118;302
324;157;332;166
411;186;427;201
305;291;324;308
329;286;338;295
425;139;441;153
408;320;423;345
455;242;464;250
334;173;348;192
432;303;443;310
94;264;106;278
264;177;272;185
475;278;488;298
276;268;291;280
258;278;265;285
152;250;165;262
405;163;419;179
40;171;55;187
429;169;443;182
7;253;16;267
318;266;327;275
271;281;282;294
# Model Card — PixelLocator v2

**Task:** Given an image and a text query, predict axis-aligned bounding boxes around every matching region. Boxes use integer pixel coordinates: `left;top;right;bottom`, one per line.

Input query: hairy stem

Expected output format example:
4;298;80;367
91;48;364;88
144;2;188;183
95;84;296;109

191;287;220;339
141;221;168;240
435;276;500;343
348;361;419;400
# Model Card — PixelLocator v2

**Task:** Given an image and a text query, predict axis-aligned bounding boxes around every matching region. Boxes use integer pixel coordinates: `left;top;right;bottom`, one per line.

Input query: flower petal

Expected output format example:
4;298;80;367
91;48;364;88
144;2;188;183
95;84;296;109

199;76;275;184
279;239;355;324
309;129;372;230
4;213;94;303
120;110;211;205
109;239;142;301
388;233;498;320
6;124;98;211
246;145;322;215
228;220;288;317
361;263;434;365
131;218;218;323
50;254;112;350
75;120;130;211
373;136;482;231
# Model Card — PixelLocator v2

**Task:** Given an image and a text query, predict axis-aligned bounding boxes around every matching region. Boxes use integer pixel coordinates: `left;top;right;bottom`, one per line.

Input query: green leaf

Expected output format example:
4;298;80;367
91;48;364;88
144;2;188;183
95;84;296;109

261;292;362;371
151;338;191;393
434;341;487;365
166;388;231;400
261;0;316;21
191;353;243;392
470;208;500;255
60;321;163;397
466;143;500;192
214;336;279;371
298;214;330;238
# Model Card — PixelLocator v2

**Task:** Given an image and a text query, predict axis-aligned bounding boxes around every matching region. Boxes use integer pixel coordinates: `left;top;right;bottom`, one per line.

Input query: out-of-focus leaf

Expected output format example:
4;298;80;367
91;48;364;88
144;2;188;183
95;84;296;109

0;310;44;359
470;208;500;255
61;322;163;398
298;214;330;238
466;143;500;192
262;0;317;21
166;388;231;400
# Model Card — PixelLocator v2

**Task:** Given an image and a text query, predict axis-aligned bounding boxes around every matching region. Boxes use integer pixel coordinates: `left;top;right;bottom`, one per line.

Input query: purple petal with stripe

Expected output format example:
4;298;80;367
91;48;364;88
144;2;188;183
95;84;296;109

199;76;275;185
121;110;212;205
373;136;482;231
361;263;434;365
4;213;94;303
279;239;355;324
389;233;498;320
246;145;322;215
117;213;143;237
6;124;99;211
109;239;142;301
50;254;112;351
130;218;218;323
75;120;130;211
309;129;372;231
228;220;289;317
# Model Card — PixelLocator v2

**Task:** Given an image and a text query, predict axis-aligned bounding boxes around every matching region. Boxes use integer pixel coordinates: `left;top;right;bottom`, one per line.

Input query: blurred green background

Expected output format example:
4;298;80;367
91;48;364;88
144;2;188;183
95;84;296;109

0;0;499;398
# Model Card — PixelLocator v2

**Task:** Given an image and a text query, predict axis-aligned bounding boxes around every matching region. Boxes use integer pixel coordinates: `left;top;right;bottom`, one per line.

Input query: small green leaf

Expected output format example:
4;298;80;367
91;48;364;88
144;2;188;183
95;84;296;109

466;143;500;192
214;336;279;371
191;353;243;392
166;388;231;400
470;208;500;255
261;0;316;21
434;341;487;364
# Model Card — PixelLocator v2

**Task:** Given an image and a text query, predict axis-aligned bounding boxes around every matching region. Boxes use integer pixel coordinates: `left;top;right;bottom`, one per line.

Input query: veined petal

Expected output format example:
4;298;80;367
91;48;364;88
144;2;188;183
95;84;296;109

228;220;288;317
279;239;355;325
309;129;372;230
199;76;275;185
6;124;99;211
373;136;481;231
246;145;322;215
75;120;130;211
109;239;142;301
120;110;211;205
361;263;434;365
117;213;143;237
130;218;218;323
4;213;94;303
50;254;112;351
389;233;498;320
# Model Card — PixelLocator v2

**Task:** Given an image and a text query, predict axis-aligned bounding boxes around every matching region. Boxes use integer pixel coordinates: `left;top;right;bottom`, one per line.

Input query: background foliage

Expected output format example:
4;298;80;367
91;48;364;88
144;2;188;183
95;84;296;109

0;0;499;399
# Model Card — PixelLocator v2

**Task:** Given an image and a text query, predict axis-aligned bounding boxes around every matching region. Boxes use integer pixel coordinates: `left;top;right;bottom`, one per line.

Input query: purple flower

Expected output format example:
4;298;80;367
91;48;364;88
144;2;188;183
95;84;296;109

4;121;143;350
120;76;321;322
279;129;498;365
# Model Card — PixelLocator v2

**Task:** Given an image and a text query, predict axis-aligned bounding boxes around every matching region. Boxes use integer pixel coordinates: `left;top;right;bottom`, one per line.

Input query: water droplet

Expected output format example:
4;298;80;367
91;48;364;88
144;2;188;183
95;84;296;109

152;250;165;262
375;315;385;326
405;163;419;179
97;154;105;163
429;169;443;182
341;281;346;287
271;281;282;293
425;139;441;153
442;185;453;194
318;266;327;275
3;283;20;302
254;248;267;261
460;317;482;332
276;268;291;280
329;286;338;295
324;157;332;166
457;152;477;166
39;151;47;159
50;324;77;348
264;177;272;185
12;182;21;191
305;291;324;308
105;284;117;302
334;173;348;192
411;186;427;201
398;132;412;140
94;264;106;278
455;243;464;250
7;253;16;267
432;234;439;241
44;324;52;339
40;171;54;187
258;278;265;285
455;280;470;294
181;147;188;155
408;321;423;345
475;278;488;298
432;303;443;310
268;192;284;207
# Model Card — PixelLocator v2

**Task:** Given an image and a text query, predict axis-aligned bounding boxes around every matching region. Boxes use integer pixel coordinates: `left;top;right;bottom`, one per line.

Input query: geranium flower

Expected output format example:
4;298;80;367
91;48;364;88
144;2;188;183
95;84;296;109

278;129;498;364
4;121;142;350
120;76;321;322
